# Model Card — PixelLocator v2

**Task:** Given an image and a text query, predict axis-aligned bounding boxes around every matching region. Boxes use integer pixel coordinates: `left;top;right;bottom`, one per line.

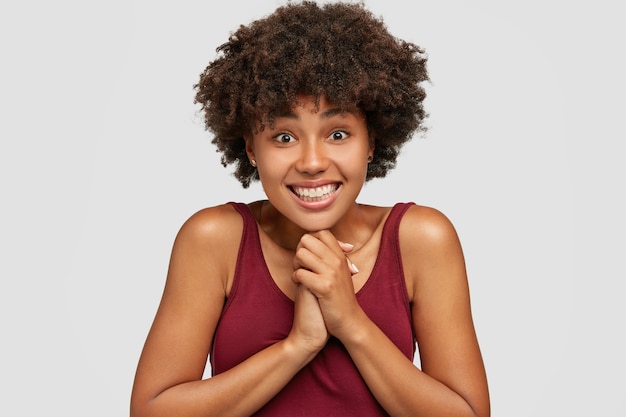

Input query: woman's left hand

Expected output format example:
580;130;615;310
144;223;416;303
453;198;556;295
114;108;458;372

292;230;364;340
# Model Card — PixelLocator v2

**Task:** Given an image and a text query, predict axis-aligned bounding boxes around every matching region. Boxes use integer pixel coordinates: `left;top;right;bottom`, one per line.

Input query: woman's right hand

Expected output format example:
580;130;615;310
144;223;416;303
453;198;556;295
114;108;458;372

287;284;329;355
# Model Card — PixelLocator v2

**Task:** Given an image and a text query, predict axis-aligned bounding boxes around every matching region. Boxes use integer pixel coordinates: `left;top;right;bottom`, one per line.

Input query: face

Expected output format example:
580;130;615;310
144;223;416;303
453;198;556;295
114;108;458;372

245;95;374;232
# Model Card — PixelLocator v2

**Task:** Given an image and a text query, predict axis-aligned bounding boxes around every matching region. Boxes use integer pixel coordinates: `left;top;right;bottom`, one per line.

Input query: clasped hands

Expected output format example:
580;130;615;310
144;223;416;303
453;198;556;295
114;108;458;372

289;230;363;353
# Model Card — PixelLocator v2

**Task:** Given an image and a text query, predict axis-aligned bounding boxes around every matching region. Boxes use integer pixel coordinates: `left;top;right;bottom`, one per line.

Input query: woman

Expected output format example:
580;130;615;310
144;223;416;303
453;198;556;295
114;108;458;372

131;2;490;416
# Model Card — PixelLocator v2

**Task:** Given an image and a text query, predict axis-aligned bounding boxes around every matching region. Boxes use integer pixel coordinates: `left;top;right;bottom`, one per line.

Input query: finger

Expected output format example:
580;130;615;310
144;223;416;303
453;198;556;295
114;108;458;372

295;243;348;278
308;232;359;275
345;255;359;275
301;232;349;265
297;232;330;253
292;268;324;296
337;240;355;253
307;230;342;252
292;243;319;272
295;234;336;271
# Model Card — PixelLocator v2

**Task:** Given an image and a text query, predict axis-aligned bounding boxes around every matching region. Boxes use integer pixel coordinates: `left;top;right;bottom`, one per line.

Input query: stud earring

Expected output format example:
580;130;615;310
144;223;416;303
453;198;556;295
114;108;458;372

367;155;373;163
250;159;257;167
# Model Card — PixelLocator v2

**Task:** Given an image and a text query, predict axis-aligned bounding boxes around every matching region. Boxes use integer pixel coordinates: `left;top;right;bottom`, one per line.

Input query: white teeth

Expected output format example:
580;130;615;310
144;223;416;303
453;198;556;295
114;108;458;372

292;184;338;201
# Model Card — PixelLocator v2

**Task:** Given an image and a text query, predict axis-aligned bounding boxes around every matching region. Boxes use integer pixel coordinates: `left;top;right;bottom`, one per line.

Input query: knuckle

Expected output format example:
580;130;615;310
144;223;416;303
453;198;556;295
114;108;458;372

300;233;314;245
292;269;304;283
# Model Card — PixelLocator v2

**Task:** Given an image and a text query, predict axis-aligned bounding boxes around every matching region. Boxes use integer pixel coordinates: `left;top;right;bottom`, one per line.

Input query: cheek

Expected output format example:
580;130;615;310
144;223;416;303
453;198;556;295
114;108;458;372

255;157;286;185
337;147;369;170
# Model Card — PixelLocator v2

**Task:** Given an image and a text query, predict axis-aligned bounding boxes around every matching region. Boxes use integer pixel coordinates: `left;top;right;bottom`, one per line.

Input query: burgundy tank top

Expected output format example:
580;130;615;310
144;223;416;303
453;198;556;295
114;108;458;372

211;202;416;416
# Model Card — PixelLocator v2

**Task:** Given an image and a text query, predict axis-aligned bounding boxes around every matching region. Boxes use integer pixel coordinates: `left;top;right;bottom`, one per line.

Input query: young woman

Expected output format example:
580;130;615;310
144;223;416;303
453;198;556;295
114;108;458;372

130;2;490;416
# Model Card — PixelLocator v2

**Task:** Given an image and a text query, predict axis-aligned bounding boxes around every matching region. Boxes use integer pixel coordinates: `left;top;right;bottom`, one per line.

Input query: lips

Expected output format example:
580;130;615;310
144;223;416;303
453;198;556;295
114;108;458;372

290;183;340;201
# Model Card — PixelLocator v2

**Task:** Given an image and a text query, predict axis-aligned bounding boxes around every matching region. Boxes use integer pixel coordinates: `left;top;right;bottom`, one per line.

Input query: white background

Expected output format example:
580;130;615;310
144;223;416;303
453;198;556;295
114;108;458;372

1;0;624;415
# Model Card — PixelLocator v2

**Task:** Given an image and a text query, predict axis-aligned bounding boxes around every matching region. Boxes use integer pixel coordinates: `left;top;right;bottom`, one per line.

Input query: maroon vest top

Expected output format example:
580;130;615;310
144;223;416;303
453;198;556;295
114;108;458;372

211;202;416;416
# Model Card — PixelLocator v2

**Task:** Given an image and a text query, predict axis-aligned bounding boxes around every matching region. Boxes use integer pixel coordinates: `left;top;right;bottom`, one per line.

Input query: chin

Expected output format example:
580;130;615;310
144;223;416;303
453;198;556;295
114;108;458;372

290;212;339;233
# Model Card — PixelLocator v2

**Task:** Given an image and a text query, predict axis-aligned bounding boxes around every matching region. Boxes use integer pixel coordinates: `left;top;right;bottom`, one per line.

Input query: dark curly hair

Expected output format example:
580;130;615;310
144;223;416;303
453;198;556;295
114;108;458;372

194;1;429;188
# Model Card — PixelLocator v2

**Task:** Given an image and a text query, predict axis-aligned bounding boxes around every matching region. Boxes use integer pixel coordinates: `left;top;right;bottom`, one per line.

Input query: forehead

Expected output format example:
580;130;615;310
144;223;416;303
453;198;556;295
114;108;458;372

277;94;362;118
252;94;364;133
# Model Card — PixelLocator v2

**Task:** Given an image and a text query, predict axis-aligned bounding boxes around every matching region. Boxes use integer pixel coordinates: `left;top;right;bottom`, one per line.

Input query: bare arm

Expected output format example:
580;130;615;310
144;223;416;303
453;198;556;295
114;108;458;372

130;205;327;417
293;205;490;417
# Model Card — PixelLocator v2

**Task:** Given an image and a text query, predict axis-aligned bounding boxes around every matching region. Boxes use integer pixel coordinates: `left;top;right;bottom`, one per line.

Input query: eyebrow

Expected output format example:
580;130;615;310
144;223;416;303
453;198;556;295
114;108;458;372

276;107;346;120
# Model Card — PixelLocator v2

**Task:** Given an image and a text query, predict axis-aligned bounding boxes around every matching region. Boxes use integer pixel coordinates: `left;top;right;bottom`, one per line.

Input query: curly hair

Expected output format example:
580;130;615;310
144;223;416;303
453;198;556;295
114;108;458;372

194;1;429;188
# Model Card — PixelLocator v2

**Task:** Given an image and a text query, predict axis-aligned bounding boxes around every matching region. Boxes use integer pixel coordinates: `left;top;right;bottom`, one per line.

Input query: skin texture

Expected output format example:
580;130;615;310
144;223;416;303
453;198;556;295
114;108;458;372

193;1;429;188
130;95;490;417
244;95;374;235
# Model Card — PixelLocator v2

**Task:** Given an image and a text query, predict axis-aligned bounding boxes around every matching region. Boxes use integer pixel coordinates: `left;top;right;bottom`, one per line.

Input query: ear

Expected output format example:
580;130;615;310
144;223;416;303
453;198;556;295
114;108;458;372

244;134;256;162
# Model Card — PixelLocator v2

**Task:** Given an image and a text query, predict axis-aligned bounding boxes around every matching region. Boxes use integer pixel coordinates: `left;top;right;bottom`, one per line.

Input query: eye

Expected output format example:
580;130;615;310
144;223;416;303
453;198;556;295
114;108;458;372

328;130;349;141
273;132;295;144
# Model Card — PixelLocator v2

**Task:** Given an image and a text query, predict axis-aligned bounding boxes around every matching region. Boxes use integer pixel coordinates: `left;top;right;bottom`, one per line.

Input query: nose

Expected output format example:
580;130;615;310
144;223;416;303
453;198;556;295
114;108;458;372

295;141;329;175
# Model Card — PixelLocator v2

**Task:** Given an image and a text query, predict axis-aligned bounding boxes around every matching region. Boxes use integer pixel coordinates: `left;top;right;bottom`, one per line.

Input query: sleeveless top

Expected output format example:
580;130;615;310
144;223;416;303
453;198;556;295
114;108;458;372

211;202;416;416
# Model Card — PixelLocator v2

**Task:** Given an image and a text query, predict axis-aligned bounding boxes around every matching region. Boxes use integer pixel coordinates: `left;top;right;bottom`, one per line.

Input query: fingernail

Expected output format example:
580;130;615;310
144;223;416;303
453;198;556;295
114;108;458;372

339;241;354;250
345;256;359;274
345;253;359;274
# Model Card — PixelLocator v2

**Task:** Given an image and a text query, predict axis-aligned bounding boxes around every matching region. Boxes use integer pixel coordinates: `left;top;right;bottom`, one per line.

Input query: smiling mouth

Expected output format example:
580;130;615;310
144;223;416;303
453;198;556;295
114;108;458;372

290;184;340;201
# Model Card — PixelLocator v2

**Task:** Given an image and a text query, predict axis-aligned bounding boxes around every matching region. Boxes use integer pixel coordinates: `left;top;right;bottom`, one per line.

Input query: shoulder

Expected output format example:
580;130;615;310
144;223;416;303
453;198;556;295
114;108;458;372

177;203;244;242
170;203;246;283
398;204;460;248
398;204;466;299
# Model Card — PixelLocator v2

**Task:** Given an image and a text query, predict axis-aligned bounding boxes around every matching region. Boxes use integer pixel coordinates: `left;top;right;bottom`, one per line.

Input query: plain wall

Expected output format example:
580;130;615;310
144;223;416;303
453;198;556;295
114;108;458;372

1;0;624;415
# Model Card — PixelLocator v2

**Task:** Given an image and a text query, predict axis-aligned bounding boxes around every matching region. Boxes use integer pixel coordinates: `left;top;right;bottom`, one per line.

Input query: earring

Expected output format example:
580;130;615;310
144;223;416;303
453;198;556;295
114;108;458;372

367;155;373;163
250;159;257;167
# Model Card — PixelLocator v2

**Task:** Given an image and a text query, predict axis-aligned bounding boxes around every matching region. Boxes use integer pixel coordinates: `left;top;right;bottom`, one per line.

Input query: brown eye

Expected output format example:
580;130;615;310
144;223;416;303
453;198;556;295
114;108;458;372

329;131;348;141
274;133;295;144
